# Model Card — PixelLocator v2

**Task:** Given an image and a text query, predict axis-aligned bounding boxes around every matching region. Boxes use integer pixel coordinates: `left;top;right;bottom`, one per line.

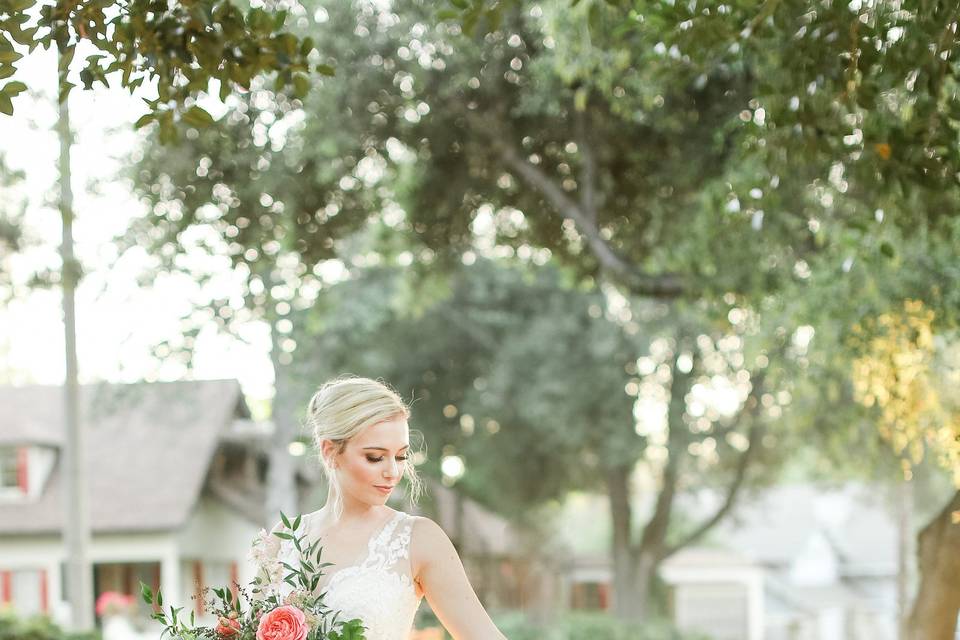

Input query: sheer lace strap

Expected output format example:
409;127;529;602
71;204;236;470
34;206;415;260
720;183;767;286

359;511;413;575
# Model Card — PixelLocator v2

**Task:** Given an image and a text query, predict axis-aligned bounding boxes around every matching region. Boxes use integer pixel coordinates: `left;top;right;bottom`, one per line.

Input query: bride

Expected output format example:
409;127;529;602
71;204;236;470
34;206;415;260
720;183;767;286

257;376;508;640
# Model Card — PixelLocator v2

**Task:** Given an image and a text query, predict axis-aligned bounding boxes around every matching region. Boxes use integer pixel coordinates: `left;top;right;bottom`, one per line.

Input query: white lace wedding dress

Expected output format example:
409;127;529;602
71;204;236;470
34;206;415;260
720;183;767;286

275;509;423;640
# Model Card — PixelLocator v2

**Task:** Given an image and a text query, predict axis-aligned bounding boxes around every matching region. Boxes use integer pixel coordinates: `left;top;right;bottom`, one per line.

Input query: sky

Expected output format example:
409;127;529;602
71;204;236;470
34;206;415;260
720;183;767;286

0;45;277;404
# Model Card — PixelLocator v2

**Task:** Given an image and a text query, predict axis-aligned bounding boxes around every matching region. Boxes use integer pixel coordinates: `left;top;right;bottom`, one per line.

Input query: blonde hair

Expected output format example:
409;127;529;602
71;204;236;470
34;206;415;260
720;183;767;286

306;375;423;521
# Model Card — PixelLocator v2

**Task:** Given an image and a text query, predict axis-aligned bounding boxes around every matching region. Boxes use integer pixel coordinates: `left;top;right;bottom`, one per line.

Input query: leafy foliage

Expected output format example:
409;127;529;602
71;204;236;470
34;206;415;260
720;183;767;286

850;299;960;485
444;0;960;206
0;0;331;137
0;611;101;640
491;610;711;640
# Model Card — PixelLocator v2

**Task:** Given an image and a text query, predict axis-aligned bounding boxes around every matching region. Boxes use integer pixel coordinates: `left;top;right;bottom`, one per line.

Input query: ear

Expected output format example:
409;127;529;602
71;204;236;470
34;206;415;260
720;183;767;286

321;439;342;468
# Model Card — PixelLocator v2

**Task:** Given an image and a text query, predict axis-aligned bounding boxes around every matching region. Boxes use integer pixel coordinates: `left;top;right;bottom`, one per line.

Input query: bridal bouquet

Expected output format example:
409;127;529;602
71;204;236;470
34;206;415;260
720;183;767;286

140;513;367;640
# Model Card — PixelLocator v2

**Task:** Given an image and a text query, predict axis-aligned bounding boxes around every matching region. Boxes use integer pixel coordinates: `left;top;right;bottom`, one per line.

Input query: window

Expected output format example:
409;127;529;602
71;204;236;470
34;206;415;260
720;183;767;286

0;448;19;489
570;581;610;610
1;569;47;616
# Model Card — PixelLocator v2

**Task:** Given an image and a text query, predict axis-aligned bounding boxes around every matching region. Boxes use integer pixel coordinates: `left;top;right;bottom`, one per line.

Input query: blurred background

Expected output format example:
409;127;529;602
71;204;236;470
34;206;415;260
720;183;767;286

1;1;959;639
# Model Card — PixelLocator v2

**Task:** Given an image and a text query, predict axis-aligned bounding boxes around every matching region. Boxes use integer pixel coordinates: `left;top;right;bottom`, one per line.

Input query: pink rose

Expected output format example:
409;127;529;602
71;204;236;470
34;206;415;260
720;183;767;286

256;605;309;640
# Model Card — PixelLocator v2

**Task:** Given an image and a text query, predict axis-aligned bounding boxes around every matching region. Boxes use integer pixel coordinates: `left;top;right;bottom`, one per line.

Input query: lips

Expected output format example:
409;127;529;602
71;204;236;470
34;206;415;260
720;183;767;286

374;485;394;492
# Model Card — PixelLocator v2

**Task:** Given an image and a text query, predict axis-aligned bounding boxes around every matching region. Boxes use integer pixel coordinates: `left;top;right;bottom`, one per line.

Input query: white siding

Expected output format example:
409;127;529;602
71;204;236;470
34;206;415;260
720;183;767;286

674;583;749;640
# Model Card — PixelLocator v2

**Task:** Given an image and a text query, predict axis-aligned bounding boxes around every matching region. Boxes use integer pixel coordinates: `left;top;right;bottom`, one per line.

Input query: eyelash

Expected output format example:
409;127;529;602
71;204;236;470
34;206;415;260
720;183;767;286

366;456;409;463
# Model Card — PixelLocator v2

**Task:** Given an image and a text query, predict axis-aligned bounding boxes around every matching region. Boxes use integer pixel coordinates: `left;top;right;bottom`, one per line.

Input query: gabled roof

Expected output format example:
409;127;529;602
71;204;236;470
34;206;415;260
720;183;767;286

0;380;248;535
703;483;898;575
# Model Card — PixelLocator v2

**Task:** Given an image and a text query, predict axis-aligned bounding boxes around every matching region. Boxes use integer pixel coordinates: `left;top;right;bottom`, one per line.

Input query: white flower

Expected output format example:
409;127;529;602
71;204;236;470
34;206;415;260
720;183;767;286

248;528;285;587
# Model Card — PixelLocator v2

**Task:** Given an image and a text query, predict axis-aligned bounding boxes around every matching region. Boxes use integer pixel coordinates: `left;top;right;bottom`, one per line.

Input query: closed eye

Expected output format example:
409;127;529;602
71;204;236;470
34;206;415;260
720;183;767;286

367;456;409;463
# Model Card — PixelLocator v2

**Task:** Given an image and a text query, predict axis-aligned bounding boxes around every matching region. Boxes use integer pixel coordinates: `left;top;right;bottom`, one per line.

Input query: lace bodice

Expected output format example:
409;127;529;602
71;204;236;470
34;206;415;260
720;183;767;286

276;510;422;640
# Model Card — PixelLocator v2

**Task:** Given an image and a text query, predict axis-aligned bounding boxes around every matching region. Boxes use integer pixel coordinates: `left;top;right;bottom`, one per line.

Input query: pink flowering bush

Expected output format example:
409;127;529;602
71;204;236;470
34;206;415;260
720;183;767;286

95;591;136;617
140;512;366;640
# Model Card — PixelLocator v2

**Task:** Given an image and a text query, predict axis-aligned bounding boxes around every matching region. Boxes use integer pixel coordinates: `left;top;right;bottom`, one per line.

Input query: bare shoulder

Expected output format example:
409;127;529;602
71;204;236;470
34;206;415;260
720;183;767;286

408;515;454;574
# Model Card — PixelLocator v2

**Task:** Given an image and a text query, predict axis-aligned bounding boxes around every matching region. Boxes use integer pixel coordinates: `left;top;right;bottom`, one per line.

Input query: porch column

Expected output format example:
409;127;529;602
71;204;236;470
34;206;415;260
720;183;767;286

160;551;181;612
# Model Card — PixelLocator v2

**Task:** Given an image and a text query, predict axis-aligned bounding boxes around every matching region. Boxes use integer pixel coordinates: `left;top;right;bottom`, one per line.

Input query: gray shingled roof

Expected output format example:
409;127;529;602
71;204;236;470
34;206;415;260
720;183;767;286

0;380;247;536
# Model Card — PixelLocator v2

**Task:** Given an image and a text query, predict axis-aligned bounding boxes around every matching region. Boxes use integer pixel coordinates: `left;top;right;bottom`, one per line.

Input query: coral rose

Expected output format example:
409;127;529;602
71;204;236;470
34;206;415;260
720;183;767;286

256;605;309;640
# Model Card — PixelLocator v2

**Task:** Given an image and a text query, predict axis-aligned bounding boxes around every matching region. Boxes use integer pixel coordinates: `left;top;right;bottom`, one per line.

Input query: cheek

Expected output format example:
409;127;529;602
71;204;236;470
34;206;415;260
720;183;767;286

344;458;378;482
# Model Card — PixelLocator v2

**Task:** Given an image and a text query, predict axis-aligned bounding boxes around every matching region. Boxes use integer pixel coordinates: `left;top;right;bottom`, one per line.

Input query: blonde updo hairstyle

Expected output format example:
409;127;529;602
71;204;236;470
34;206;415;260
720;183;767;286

306;375;423;522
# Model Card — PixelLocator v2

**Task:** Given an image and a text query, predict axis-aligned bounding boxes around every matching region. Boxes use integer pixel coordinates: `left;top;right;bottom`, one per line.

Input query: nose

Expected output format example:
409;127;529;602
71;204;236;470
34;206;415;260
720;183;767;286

384;458;399;480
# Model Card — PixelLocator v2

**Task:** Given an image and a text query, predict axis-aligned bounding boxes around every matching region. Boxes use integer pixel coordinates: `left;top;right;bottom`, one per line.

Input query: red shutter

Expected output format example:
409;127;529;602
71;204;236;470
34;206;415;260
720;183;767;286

16;448;28;493
598;582;609;610
193;561;205;616
1;571;10;604
153;564;162;614
40;569;49;613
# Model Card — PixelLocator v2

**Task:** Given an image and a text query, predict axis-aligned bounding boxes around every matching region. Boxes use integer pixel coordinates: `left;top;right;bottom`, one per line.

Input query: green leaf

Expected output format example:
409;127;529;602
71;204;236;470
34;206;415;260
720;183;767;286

1;81;27;96
0;50;23;64
292;514;302;531
181;105;214;127
0;65;14;79
316;64;335;77
139;581;154;604
57;80;74;105
880;241;895;258
280;511;292;529
156;588;163;607
0;93;12;115
293;73;309;98
299;37;314;57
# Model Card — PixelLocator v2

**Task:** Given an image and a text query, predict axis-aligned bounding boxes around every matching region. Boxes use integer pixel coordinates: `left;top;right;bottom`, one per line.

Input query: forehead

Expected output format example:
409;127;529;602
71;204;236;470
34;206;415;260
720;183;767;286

353;416;410;448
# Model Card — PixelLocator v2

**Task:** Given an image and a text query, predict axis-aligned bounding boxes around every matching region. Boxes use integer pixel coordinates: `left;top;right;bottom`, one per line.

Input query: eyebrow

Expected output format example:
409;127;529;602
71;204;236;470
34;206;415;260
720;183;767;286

363;445;410;451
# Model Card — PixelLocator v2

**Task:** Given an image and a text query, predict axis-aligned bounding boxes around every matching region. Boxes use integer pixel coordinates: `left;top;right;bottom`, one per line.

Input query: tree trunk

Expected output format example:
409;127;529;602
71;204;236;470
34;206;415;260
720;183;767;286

606;465;639;619
907;490;960;640
264;280;298;526
57;71;93;631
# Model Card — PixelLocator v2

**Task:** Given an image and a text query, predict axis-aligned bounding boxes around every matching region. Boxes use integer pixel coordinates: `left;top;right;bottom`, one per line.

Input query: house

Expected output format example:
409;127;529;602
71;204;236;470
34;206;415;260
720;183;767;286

555;482;903;640
661;483;901;640
0;380;315;628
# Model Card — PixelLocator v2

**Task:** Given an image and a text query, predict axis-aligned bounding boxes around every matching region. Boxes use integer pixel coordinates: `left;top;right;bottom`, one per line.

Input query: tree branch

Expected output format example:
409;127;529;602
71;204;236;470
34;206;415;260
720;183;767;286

494;140;686;298
574;106;597;225
660;366;771;560
636;352;696;557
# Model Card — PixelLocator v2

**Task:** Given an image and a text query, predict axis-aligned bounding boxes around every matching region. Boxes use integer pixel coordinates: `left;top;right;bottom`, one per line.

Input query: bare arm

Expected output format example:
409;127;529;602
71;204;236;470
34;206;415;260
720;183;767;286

411;517;508;640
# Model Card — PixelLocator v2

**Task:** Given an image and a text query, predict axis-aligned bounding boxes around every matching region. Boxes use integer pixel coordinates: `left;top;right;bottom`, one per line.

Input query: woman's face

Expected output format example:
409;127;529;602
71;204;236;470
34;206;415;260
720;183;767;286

329;416;410;504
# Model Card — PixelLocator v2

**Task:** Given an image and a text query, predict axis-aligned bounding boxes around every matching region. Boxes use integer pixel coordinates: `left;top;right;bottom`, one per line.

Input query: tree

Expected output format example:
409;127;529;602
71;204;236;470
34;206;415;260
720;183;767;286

282;257;799;621
448;0;960;208
124;0;960;625
0;0;333;630
0;153;25;292
54;59;94;630
120;84;391;523
850;299;960;640
0;0;327;135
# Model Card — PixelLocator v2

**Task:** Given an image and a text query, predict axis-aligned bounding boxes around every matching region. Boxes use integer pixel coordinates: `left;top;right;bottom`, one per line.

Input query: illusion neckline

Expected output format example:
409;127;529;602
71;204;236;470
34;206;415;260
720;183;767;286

304;509;405;590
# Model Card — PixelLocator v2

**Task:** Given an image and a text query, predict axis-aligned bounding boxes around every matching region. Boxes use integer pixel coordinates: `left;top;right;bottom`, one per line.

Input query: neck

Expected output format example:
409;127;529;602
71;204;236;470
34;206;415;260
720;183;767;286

323;485;385;524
